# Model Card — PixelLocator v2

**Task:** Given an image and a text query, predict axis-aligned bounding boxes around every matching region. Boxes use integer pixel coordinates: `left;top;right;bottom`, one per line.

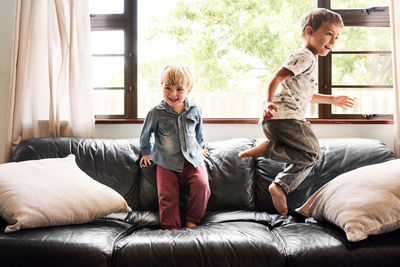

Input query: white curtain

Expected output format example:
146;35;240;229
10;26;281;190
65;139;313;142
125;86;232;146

391;0;400;157
4;0;94;162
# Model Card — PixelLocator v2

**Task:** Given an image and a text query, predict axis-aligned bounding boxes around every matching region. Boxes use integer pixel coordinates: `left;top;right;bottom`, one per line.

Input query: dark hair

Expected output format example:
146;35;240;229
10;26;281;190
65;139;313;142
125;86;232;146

301;8;344;39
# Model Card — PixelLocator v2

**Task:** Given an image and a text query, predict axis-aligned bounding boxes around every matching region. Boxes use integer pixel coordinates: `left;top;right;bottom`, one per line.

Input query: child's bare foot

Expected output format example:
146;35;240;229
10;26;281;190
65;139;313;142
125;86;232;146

269;183;288;216
238;140;269;158
186;221;197;228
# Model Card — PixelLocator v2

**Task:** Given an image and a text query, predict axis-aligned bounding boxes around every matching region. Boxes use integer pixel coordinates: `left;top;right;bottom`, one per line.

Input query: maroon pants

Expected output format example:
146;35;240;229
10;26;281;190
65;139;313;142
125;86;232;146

156;161;210;230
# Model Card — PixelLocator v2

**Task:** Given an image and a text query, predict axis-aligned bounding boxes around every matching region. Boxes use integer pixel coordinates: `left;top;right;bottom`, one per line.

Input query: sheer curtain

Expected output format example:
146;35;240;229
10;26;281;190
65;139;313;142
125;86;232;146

4;0;94;162
391;0;400;157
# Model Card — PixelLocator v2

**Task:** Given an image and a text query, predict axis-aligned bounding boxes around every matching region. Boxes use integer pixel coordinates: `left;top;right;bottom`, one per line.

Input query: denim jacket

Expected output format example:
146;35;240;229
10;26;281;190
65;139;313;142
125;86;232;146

140;98;205;172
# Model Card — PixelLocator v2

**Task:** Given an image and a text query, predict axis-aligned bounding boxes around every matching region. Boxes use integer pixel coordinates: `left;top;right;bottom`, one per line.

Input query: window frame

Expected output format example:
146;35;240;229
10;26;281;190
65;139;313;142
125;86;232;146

90;0;137;120
91;0;393;123
318;0;392;121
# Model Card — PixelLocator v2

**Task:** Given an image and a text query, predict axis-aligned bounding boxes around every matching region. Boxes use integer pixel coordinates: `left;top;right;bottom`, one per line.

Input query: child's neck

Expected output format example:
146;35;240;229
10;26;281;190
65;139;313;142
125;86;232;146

305;45;317;55
172;102;185;114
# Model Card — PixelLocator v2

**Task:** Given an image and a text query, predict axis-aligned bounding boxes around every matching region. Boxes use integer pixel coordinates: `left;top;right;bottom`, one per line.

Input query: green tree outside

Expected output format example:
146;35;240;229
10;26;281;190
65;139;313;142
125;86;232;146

141;0;315;93
138;0;392;116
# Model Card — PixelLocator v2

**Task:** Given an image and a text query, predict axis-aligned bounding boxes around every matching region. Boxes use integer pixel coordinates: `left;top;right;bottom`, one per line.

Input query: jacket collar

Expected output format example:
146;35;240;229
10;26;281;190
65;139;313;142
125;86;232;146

156;98;195;114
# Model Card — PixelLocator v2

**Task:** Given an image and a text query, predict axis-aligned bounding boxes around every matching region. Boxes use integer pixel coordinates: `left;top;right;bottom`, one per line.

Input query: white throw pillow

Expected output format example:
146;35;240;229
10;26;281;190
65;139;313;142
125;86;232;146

0;155;132;232
296;159;400;242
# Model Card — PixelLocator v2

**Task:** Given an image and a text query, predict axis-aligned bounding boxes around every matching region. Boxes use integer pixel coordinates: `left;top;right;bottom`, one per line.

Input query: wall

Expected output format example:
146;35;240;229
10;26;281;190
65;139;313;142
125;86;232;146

0;0;16;163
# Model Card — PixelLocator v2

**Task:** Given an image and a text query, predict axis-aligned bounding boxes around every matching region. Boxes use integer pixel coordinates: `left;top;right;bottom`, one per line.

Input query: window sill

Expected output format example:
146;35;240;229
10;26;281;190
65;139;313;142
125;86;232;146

95;118;394;125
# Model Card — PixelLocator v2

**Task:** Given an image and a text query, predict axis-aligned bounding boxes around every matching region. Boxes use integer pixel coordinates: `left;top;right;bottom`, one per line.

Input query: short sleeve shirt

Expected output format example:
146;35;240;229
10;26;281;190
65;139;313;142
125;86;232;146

271;48;318;121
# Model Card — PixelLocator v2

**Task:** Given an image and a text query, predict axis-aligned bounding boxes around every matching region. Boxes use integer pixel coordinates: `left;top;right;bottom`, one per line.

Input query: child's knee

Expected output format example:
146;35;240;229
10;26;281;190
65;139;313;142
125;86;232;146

305;148;322;165
189;173;210;194
195;179;210;196
314;147;323;162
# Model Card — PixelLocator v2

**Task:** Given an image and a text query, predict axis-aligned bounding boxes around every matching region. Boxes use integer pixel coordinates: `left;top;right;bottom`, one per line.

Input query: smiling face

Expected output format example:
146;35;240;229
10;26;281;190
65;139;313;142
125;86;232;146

305;21;342;56
159;63;194;113
162;82;191;113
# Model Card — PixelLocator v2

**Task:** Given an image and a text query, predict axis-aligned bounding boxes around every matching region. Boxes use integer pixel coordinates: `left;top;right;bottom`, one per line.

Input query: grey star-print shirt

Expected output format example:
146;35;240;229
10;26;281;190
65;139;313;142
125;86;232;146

271;48;318;121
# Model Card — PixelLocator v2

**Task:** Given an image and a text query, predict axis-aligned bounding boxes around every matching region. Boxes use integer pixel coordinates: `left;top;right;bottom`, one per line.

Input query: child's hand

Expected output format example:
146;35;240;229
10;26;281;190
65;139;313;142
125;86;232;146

140;155;152;166
332;96;355;110
202;149;210;158
263;102;278;120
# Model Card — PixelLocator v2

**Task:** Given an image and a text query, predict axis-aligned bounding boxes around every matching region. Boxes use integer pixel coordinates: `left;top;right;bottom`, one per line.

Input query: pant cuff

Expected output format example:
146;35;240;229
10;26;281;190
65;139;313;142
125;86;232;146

273;180;290;195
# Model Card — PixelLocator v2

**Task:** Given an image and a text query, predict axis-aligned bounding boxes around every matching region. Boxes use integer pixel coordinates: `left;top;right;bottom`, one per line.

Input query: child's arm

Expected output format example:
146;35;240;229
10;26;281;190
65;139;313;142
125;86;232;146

311;93;355;110
263;67;293;120
139;111;156;166
195;108;209;158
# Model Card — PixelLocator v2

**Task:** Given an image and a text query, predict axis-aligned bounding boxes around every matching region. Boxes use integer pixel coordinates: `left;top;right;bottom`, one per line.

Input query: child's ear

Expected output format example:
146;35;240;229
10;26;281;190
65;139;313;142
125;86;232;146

305;26;313;36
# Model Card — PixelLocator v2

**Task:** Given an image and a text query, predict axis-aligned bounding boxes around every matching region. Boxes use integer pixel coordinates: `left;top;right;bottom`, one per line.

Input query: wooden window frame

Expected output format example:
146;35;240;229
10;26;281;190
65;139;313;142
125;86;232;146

92;0;393;124
318;0;392;121
90;0;137;120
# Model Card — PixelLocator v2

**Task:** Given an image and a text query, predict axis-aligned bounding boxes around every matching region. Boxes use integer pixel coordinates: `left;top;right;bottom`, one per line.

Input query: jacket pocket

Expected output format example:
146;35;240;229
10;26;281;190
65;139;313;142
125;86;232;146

158;119;176;136
185;116;198;133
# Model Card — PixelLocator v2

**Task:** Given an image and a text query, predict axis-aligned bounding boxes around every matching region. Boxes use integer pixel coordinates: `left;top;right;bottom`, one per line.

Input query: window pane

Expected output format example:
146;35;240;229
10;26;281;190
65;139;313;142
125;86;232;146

332;54;392;85
92;56;124;88
94;90;125;115
89;0;123;14
137;0;316;118
332;88;393;114
335;27;391;51
91;31;124;54
332;0;388;9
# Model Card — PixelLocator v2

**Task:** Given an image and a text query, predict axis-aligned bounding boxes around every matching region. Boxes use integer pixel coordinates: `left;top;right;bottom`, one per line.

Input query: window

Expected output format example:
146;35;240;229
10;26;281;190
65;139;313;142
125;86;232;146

136;0;317;119
90;0;136;119
90;0;392;121
319;0;392;120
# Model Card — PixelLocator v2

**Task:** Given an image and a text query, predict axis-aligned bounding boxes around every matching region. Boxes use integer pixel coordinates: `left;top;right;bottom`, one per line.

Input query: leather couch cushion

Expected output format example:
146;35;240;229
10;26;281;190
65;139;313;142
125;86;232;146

204;139;256;210
105;210;160;229
202;210;297;227
0;218;133;267
137;138;257;211
273;221;400;267
114;221;285;267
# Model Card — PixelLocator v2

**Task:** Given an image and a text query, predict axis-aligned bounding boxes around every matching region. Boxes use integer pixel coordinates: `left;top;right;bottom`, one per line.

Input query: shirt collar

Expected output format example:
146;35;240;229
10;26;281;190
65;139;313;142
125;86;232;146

156;98;195;114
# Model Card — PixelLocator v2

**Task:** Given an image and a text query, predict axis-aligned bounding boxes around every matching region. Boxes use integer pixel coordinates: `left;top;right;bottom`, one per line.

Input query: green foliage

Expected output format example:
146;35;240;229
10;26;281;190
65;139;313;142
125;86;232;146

141;0;315;92
333;26;392;85
139;0;392;94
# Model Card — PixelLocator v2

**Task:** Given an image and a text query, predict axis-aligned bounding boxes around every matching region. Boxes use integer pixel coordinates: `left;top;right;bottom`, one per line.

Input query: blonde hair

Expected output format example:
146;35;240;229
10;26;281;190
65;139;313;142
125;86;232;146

301;8;344;39
160;63;194;90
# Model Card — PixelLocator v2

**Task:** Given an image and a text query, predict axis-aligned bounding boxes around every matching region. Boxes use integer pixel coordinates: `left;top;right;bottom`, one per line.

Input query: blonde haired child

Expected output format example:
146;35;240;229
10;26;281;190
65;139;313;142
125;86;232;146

140;63;210;229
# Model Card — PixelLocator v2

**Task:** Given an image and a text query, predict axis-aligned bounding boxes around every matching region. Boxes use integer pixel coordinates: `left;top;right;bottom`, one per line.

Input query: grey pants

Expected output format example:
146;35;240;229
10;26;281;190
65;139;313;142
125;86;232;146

262;119;322;194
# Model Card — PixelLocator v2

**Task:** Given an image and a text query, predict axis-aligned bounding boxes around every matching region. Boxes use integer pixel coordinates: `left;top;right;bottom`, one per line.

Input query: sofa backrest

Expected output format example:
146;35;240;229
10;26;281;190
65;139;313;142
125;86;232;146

11;137;258;212
135;138;257;211
203;138;257;211
11;137;395;215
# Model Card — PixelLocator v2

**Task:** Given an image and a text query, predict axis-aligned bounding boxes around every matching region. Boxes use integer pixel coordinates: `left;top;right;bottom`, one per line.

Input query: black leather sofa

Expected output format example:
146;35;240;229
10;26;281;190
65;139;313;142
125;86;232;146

1;137;400;267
